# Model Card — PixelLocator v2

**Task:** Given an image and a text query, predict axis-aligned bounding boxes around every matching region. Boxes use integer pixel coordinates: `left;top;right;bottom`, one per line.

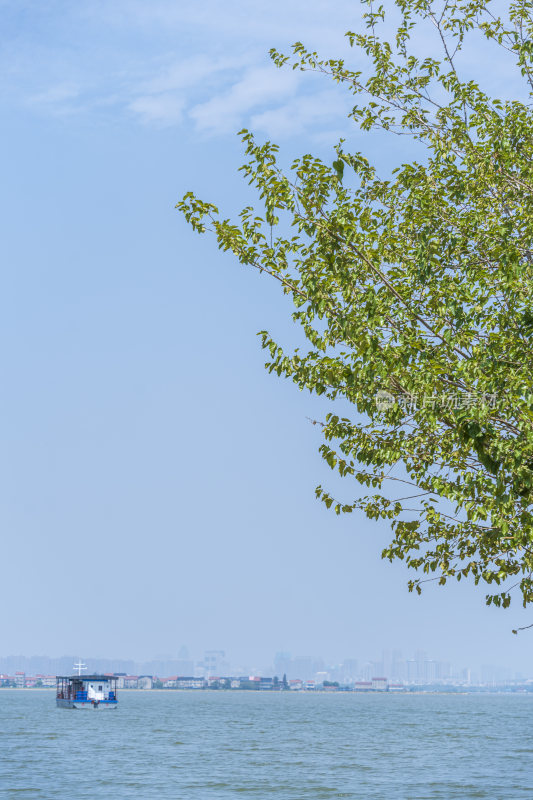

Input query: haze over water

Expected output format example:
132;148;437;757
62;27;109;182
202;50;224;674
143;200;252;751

2;690;532;798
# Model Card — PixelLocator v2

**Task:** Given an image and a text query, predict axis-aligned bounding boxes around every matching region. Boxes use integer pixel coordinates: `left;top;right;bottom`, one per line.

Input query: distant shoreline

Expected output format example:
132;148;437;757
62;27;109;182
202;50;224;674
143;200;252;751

1;687;530;696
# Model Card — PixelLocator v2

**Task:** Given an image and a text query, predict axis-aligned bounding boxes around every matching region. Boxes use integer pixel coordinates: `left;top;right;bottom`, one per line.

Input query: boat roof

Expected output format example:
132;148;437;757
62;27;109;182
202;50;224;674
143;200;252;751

57;675;117;681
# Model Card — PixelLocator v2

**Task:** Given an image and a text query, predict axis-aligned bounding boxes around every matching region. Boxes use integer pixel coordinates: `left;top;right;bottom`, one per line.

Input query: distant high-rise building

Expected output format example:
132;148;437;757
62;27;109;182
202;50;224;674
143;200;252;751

372;659;384;678
274;652;292;678
274;656;325;681
292;657;319;681
480;664;513;684
415;650;426;683
406;659;417;683
341;659;359;683
382;650;392;678
436;661;451;681
203;650;226;677
461;667;471;684
423;659;437;683
141;658;194;678
391;650;405;681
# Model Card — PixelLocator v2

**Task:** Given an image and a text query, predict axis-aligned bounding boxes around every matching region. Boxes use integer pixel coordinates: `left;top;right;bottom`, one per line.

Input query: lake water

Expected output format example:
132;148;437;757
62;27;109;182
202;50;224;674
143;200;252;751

1;690;532;798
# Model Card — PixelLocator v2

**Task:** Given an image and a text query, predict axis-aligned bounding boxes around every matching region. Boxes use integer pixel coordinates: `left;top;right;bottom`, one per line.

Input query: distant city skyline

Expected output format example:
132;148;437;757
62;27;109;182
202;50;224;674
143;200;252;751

0;646;529;684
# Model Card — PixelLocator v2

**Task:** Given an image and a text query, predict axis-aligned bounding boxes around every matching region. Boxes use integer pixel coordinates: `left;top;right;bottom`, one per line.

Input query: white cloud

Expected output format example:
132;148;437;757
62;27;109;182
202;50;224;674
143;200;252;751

26;83;82;115
128;93;185;126
189;65;300;135
136;53;252;95
1;0;360;135
127;52;254;126
250;89;352;140
9;0;524;141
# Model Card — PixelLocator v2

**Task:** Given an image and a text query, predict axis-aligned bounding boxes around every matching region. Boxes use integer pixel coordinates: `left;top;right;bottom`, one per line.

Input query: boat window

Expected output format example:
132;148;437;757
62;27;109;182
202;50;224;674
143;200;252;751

99;685;103;691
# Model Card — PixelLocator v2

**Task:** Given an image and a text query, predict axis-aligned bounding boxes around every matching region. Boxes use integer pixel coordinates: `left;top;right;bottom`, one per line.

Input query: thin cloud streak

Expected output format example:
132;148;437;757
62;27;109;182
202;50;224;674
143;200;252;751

250;89;353;140
3;0;526;139
1;0;362;139
25;82;83;116
189;66;301;135
129;93;186;127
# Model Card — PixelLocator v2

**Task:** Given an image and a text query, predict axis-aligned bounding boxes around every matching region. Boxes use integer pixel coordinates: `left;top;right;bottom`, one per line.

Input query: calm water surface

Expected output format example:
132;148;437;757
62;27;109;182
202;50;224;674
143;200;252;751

0;690;532;799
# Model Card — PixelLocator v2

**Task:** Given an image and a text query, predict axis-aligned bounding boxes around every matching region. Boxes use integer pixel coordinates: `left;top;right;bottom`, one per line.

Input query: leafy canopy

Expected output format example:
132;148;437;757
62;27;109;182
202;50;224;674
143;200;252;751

178;0;533;617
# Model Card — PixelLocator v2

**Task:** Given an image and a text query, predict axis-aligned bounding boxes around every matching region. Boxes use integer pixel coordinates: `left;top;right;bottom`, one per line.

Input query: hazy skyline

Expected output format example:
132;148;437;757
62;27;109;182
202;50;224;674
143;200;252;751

2;0;533;674
0;645;527;682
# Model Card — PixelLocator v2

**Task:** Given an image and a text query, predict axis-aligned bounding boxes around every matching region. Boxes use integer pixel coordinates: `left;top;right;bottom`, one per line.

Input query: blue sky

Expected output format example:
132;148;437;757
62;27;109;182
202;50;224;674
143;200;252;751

2;0;533;673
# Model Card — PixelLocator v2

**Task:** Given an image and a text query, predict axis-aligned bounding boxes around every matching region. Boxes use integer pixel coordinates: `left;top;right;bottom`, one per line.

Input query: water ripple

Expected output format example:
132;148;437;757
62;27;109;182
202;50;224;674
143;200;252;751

0;691;532;798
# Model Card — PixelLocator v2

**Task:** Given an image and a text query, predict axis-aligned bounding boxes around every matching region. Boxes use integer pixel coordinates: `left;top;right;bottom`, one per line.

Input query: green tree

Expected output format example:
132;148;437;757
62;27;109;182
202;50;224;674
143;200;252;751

178;0;533;618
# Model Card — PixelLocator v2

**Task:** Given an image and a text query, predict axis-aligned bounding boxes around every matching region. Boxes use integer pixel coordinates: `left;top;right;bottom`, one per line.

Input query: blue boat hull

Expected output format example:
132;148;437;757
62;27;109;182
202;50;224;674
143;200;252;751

56;699;118;709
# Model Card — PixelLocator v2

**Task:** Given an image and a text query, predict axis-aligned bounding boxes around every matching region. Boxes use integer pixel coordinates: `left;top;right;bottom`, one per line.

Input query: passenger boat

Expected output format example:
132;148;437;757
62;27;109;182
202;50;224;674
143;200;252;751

56;663;118;709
